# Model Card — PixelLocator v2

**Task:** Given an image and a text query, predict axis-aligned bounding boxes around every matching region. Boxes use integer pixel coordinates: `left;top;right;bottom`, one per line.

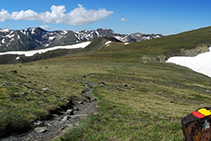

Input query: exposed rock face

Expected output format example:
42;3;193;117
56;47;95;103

155;45;210;62
181;107;211;141
180;45;210;56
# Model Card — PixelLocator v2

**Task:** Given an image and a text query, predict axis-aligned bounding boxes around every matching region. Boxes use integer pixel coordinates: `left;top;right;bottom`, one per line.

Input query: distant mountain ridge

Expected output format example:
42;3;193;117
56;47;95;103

0;27;162;51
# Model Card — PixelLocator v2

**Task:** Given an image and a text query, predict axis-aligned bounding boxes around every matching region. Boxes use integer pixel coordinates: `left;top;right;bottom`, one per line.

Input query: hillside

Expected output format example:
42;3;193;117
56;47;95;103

1;26;211;140
123;26;211;59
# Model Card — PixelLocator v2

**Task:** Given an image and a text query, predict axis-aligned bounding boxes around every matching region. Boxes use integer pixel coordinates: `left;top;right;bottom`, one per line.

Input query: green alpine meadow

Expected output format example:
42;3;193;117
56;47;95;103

1;26;211;140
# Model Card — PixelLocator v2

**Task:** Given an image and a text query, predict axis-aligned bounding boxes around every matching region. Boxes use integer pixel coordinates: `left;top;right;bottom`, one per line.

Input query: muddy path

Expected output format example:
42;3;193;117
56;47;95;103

1;77;98;141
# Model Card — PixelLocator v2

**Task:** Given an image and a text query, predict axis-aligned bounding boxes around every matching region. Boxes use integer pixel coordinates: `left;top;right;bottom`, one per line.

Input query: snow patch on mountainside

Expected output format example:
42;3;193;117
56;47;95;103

105;41;112;46
49;36;55;40
0;28;10;32
6;34;15;38
166;47;211;78
2;39;5;44
0;41;91;57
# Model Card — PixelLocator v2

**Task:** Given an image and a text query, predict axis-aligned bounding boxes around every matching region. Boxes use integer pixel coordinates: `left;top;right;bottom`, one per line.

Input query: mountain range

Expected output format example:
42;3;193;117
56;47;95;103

0;27;162;51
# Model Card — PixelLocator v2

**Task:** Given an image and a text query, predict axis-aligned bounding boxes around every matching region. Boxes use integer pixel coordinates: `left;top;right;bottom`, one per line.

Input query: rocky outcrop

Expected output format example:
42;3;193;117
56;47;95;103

180;45;209;56
154;45;210;62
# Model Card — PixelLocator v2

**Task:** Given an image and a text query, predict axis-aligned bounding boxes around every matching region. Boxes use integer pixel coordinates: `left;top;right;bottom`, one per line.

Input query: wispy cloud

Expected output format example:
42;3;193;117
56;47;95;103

0;4;114;25
121;18;128;22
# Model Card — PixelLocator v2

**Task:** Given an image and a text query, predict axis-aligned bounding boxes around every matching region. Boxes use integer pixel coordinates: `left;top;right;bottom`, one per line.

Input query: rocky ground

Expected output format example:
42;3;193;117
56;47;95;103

1;78;98;141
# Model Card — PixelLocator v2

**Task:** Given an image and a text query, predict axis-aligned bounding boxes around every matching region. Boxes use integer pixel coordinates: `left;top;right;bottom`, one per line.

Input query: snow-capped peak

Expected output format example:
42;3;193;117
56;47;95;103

0;27;163;51
0;28;11;33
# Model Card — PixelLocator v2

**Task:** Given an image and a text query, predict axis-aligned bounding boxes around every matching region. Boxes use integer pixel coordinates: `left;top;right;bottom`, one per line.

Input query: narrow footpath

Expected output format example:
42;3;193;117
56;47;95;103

1;77;98;141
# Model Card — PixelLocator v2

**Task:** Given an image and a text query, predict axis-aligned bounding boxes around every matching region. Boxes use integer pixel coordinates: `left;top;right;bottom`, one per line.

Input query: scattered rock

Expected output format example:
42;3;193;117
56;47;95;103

42;88;52;91
4;83;11;86
34;127;47;133
78;101;83;104
11;70;17;73
66;109;74;115
84;99;91;103
73;107;79;111
91;98;97;101
81;89;88;93
124;84;128;87
45;123;52;126
20;92;29;96
98;81;106;85
35;91;41;94
70;114;89;119
33;120;43;126
206;90;211;93
181;107;211;140
58;125;68;131
61;115;69;123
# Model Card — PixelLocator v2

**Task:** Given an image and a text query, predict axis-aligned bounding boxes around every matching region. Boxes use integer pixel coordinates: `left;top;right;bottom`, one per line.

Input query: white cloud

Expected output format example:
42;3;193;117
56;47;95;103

121;18;128;22
39;25;52;30
0;4;114;25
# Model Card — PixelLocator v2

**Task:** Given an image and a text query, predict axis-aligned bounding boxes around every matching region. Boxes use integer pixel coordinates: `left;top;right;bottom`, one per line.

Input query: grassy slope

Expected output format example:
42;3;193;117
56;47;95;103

55;40;211;140
1;27;211;140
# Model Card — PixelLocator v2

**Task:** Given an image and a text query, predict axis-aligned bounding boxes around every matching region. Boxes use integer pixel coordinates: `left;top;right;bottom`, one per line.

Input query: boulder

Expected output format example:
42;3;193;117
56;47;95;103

181;107;211;141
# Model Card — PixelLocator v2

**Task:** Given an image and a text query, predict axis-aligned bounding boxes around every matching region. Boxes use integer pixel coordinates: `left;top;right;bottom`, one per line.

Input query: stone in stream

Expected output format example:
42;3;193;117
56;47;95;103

181;107;211;141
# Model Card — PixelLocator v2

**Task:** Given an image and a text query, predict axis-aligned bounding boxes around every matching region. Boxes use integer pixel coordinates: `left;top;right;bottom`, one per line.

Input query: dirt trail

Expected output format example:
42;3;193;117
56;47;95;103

1;77;98;141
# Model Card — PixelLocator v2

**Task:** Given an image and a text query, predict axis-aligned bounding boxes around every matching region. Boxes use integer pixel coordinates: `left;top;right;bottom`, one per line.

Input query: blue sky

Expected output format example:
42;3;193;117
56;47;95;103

0;0;210;35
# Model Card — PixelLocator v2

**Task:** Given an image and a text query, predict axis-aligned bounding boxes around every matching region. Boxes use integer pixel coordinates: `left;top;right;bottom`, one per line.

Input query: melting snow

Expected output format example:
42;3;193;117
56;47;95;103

166;47;211;78
125;42;129;45
0;41;91;57
105;41;112;46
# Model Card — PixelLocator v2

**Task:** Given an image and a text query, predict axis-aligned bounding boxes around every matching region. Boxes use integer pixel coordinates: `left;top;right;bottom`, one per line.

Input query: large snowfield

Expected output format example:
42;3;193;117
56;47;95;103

0;41;91;57
166;47;211;78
